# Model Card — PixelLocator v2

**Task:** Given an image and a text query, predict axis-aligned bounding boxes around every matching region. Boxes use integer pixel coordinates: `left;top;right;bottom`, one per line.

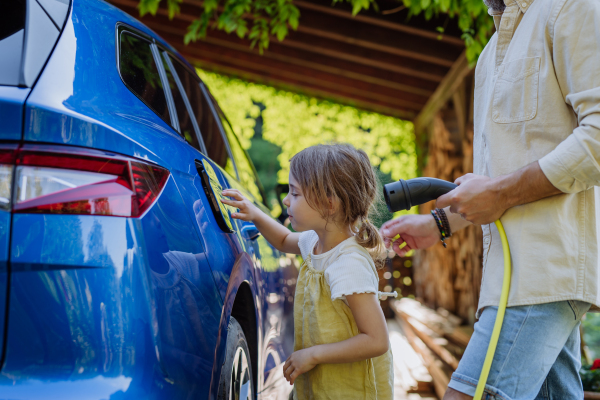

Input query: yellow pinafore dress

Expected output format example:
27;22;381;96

292;254;394;399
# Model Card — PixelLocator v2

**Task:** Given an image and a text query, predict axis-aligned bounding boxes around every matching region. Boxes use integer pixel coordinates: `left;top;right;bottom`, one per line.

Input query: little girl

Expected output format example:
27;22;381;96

221;143;394;399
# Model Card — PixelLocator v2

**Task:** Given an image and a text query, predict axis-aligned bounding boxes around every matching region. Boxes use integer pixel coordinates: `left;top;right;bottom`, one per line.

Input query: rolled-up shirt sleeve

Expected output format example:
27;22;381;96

538;0;600;193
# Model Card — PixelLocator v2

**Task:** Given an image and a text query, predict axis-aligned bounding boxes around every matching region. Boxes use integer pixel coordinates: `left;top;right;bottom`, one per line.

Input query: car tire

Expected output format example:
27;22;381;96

218;316;255;400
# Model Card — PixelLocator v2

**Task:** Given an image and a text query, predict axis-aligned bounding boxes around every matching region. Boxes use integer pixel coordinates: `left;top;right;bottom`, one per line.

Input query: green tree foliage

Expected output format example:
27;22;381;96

583;314;600;361
400;0;494;63
137;0;492;62
199;70;417;221
138;0;300;53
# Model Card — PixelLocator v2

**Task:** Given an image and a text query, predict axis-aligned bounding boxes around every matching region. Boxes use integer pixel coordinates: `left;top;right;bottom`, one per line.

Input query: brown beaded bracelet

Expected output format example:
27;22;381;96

430;209;448;248
436;208;452;238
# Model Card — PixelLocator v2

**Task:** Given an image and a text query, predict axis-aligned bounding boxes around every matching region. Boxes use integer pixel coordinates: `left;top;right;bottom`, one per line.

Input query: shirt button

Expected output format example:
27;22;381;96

522;2;527;6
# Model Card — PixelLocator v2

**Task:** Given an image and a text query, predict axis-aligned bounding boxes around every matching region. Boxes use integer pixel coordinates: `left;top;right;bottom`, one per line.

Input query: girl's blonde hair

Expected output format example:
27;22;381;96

290;143;386;267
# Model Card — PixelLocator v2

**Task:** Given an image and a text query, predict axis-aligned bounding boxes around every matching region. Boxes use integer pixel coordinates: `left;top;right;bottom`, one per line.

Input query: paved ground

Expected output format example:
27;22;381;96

388;319;438;400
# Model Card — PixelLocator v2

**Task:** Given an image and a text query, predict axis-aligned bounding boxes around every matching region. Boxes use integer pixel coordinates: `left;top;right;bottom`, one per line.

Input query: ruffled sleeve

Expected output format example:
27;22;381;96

325;252;379;301
298;230;319;260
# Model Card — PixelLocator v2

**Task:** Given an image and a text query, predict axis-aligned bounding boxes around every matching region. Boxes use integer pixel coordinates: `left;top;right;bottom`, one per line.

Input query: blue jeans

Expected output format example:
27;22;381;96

448;300;590;400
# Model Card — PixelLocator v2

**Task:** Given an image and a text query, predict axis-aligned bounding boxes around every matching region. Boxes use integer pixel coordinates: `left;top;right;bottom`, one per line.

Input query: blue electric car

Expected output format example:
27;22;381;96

0;0;297;398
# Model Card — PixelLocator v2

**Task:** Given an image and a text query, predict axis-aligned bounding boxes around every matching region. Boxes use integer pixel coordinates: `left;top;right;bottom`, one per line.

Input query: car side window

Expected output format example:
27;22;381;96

169;64;231;170
119;32;170;125
216;106;264;203
160;52;204;152
195;86;230;170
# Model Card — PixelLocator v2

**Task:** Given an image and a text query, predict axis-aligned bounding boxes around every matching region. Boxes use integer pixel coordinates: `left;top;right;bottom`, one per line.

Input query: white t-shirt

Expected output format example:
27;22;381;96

298;230;380;304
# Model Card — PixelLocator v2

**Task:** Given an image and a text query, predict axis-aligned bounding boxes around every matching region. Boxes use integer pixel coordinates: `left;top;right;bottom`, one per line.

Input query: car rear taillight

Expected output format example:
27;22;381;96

0;146;18;212
4;145;168;217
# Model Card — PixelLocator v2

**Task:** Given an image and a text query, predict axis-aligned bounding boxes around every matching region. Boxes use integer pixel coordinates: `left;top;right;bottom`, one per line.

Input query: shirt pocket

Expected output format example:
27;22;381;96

492;57;541;124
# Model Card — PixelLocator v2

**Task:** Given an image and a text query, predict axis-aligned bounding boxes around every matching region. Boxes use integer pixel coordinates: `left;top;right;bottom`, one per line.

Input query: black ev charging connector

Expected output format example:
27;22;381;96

383;177;458;212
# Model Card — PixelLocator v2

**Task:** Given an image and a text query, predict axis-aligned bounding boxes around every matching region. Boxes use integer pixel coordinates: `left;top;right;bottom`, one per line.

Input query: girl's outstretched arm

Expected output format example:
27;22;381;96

221;189;301;255
283;293;389;384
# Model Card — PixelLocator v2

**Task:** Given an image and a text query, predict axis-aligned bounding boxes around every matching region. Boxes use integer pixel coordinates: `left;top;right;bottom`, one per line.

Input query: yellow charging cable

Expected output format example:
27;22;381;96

472;220;511;400
391;219;512;400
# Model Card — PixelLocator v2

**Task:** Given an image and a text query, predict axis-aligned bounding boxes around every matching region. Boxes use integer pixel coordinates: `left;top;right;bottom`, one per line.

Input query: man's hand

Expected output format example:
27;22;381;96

380;214;440;257
436;174;507;225
283;348;318;385
436;162;562;225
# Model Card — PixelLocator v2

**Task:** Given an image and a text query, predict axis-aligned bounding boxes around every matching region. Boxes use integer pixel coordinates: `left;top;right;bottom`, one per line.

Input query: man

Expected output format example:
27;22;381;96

381;0;600;398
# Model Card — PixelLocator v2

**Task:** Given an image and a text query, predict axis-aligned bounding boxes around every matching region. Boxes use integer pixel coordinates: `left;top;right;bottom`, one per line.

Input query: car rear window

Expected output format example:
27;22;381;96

0;0;26;42
119;32;171;125
0;0;26;86
0;0;68;87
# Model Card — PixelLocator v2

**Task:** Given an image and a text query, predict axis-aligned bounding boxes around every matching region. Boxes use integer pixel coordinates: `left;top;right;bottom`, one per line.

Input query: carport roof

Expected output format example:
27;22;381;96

110;0;472;122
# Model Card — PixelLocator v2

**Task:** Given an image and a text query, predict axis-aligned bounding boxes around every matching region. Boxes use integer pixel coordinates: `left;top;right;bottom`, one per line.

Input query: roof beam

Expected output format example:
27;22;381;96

293;0;464;46
191;59;416;119
165;0;463;66
174;40;425;111
295;24;454;68
275;33;445;82
292;7;462;67
199;32;436;96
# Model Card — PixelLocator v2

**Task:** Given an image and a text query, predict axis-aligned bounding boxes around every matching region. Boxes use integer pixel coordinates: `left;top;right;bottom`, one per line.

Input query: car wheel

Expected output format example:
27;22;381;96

218;316;254;400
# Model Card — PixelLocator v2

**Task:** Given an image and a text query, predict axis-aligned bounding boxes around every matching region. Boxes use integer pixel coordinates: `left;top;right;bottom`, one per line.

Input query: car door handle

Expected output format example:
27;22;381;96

241;224;261;241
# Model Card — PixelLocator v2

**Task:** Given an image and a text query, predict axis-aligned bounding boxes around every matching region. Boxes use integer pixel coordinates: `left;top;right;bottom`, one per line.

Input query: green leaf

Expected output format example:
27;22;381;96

289;14;299;30
351;0;370;15
138;0;160;16
166;0;182;19
203;0;218;13
236;21;249;38
272;23;288;41
184;19;201;44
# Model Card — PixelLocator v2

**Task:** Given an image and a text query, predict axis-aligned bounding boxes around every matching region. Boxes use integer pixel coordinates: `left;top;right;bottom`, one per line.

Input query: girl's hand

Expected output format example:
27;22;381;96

221;189;258;221
283;348;317;385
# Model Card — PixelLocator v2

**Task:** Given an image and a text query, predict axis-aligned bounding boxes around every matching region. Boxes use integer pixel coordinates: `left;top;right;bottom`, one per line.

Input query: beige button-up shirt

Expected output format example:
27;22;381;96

474;0;600;315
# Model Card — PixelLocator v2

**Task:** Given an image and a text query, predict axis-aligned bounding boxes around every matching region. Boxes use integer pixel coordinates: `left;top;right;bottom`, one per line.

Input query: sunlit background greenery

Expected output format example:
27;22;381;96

200;69;418;226
584;315;600;360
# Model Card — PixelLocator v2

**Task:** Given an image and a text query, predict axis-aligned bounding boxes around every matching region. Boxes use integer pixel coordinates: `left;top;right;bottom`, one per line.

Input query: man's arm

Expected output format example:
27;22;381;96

536;0;600;195
436;161;561;225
